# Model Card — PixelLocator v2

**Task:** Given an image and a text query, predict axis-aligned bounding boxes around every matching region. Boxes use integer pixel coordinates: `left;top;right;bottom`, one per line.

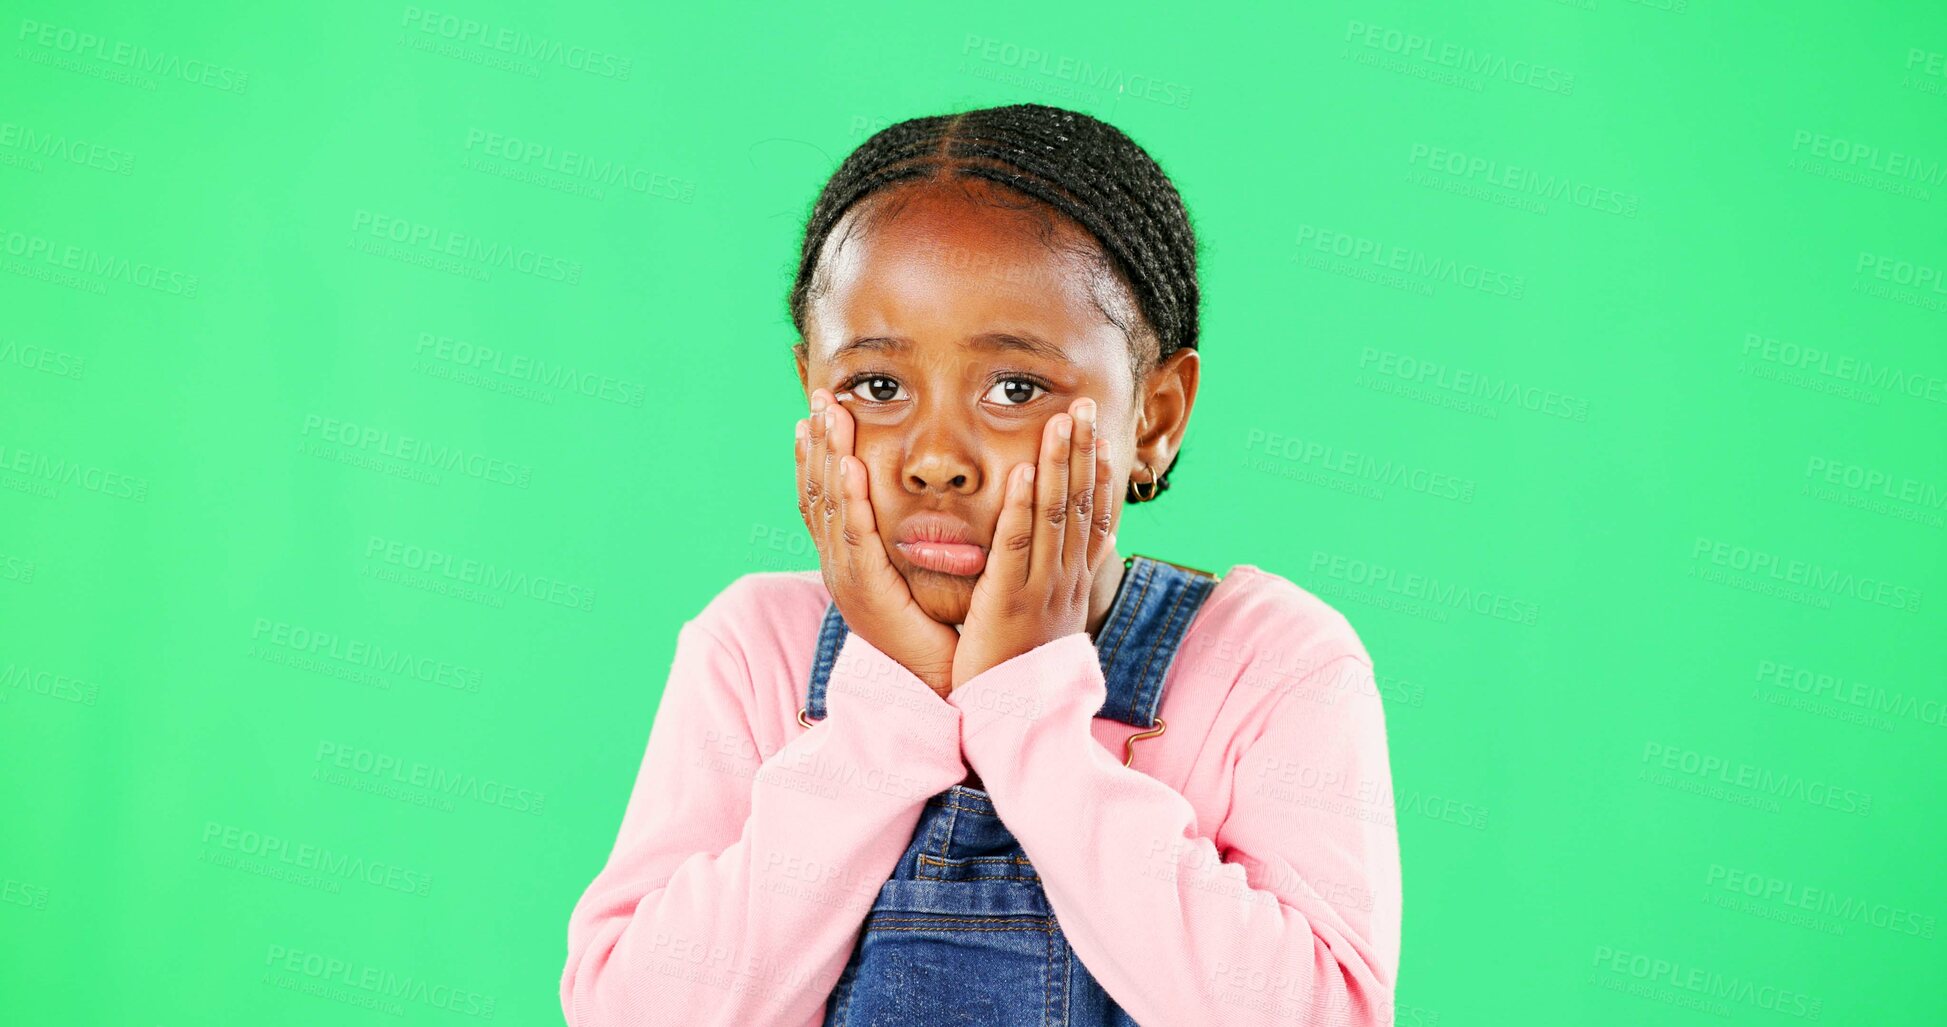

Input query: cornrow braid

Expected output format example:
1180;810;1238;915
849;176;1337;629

786;102;1200;501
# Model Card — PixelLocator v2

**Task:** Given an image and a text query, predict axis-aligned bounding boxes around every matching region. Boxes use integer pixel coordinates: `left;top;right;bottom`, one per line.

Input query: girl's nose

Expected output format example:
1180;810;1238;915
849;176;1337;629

900;418;980;495
905;455;975;494
910;469;970;492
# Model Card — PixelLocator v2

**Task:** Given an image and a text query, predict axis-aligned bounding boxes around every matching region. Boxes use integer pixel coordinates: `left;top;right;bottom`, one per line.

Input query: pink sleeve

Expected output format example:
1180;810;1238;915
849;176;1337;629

562;619;968;1027
946;632;1402;1027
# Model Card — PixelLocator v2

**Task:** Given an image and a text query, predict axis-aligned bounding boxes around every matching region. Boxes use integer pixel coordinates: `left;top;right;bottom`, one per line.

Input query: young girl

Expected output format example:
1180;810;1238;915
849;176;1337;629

562;103;1401;1027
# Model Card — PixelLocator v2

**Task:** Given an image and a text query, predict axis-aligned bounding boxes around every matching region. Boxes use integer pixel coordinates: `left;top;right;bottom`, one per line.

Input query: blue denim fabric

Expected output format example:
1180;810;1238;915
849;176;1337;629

802;555;1220;1026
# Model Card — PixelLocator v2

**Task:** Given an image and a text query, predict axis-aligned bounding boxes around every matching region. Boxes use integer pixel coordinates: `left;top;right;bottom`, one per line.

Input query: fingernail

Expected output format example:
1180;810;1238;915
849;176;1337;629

823;409;834;429
1076;399;1095;426
1055;416;1071;440
810;392;828;414
795;419;807;443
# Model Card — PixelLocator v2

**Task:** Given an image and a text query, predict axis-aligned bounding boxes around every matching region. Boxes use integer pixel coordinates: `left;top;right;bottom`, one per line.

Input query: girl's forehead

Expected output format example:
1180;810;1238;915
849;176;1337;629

808;184;1131;363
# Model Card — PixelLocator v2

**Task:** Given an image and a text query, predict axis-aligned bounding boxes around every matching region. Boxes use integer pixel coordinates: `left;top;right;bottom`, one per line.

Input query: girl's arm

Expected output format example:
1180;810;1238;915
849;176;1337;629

946;633;1402;1027
561;613;967;1027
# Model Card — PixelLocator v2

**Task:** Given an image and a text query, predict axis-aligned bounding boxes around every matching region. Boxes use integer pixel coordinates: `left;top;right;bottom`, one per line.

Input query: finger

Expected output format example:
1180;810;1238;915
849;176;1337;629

827;396;870;562
1032;410;1070;586
1066;399;1097;580
990;461;1036;591
822;393;854;584
798;400;821;547
795;415;814;540
837;454;877;558
794;413;825;561
809;390;839;572
827;390;856;474
1088;450;1116;576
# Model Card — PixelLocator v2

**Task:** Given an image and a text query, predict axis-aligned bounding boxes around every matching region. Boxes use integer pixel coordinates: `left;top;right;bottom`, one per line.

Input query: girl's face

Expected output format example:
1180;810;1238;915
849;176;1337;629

797;178;1190;626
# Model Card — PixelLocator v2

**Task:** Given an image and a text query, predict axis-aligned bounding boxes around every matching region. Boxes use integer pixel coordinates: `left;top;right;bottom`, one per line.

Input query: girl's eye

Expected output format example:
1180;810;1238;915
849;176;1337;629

839;376;1046;406
849;376;904;402
985;378;1044;406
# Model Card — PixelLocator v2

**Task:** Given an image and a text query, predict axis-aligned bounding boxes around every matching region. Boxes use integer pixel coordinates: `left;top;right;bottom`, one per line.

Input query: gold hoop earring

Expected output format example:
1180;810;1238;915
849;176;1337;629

1127;463;1160;503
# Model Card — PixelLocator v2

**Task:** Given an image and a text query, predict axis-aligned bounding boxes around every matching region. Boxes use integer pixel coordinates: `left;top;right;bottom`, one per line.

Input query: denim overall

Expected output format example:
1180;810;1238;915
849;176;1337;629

800;554;1220;1027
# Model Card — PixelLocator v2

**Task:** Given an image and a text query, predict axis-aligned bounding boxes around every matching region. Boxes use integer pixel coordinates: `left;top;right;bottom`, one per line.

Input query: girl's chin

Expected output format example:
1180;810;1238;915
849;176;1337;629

902;569;973;625
896;558;976;589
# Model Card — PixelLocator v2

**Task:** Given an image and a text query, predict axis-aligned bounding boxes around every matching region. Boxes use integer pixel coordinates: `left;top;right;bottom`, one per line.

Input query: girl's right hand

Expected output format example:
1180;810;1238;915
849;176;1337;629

795;387;960;700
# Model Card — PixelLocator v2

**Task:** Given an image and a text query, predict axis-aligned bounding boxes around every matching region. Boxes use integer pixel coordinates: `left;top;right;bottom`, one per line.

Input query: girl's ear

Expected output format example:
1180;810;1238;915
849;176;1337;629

1133;348;1199;470
794;346;809;391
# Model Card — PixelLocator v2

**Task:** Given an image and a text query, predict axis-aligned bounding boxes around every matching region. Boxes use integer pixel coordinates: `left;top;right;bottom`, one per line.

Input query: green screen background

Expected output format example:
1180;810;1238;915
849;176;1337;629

4;1;1943;1024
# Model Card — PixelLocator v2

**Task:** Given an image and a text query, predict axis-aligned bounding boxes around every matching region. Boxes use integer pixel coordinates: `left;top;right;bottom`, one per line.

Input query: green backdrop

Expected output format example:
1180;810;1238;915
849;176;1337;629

4;1;1943;1024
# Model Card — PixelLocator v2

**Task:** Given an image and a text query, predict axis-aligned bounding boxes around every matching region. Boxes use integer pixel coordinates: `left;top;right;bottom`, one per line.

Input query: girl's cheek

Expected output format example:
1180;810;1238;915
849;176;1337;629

848;406;904;429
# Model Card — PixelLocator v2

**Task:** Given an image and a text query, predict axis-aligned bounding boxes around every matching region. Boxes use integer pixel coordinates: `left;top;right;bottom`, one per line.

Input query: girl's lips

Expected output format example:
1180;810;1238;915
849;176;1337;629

896;541;987;577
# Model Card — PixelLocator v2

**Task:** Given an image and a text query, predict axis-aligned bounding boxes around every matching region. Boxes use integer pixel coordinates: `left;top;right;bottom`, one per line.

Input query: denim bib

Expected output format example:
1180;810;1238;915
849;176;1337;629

800;554;1219;1026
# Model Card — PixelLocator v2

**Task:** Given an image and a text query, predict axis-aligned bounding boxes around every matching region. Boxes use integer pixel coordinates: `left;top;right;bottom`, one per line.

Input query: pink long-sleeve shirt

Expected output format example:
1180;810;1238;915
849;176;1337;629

561;563;1402;1027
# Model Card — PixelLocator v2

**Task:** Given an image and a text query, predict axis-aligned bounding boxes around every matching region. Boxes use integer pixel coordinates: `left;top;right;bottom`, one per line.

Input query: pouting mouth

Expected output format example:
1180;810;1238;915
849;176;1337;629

892;534;990;579
898;533;987;549
893;511;986;549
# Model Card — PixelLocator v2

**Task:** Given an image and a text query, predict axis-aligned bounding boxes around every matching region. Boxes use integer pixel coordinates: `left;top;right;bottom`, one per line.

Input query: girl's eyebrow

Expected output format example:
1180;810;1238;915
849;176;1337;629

833;332;1073;364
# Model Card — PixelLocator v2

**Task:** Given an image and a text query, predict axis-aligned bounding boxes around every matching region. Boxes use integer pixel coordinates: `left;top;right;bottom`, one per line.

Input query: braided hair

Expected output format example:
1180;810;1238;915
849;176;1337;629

786;102;1200;501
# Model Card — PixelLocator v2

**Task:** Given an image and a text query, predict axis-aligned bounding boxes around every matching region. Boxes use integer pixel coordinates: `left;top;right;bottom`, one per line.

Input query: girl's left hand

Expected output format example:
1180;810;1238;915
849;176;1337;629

951;397;1120;691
